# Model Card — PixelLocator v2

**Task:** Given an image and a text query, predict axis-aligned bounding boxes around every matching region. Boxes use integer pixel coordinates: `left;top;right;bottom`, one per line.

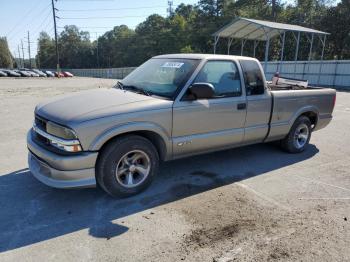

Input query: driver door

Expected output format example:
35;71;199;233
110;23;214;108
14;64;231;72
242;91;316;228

172;60;247;158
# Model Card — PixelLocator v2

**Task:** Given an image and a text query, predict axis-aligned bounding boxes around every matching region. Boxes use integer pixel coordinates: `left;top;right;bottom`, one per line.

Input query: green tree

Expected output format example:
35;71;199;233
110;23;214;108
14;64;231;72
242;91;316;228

118;14;169;65
36;32;56;68
98;25;135;67
58;25;94;68
319;0;350;59
0;37;13;68
35;0;350;68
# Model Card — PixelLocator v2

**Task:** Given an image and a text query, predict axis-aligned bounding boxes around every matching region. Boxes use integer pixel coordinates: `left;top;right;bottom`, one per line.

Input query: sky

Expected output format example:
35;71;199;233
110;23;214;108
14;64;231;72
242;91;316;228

0;0;339;59
0;0;198;58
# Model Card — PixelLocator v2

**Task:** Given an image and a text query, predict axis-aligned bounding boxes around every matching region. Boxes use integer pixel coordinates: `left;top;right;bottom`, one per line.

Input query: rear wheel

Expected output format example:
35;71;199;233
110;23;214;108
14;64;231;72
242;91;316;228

96;135;159;197
281;116;311;153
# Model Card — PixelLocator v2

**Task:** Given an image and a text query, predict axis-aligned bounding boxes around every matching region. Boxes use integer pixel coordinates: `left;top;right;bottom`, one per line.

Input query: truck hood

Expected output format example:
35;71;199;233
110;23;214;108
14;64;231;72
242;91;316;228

35;88;171;124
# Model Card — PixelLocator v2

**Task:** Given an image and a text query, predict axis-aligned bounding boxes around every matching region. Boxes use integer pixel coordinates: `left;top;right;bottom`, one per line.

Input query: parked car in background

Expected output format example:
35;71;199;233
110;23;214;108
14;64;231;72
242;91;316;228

62;71;74;77
44;70;55;77
32;69;47;77
19;68;39;77
2;69;21;77
55;72;65;77
0;70;7;77
28;71;40;77
15;70;32;77
27;54;336;197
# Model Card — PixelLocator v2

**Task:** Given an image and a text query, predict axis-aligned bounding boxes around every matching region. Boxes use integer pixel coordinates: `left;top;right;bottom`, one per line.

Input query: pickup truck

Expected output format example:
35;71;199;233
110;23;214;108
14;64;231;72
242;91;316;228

27;54;336;197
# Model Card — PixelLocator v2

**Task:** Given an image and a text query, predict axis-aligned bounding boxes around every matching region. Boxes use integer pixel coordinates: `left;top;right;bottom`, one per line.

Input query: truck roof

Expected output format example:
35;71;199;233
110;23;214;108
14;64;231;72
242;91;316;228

154;53;257;61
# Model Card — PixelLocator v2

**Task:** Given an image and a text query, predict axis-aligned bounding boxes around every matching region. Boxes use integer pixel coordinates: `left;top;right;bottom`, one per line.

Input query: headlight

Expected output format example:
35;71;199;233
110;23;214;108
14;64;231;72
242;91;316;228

50;140;82;152
33;122;82;152
46;121;77;139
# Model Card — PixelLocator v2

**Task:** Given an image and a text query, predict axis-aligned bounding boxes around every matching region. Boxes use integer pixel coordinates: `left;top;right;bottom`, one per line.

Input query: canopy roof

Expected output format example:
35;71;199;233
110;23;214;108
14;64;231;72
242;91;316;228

213;17;329;41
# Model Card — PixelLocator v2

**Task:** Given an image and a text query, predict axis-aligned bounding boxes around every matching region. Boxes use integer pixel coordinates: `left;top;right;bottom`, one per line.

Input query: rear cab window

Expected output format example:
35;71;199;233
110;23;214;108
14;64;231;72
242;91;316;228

239;60;265;96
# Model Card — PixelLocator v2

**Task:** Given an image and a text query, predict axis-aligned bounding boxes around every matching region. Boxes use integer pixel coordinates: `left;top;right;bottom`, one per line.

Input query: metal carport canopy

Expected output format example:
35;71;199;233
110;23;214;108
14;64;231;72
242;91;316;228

213;17;330;76
213;17;329;41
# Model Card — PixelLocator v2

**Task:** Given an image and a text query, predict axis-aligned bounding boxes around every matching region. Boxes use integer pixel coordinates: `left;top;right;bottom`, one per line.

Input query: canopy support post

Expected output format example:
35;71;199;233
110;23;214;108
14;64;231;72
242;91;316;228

264;29;270;73
227;37;234;55
279;31;286;73
213;35;220;54
317;34;327;85
240;39;245;56
308;33;314;61
307;33;315;79
294;32;300;78
253;40;258;57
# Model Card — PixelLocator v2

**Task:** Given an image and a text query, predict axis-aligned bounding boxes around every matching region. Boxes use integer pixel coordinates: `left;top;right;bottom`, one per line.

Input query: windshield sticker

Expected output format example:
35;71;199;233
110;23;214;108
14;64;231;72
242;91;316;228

161;62;184;68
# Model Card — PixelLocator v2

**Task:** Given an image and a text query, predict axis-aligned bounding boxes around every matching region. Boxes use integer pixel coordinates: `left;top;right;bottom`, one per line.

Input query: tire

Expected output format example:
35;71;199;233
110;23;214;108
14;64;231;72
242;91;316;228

96;135;159;197
281;116;312;153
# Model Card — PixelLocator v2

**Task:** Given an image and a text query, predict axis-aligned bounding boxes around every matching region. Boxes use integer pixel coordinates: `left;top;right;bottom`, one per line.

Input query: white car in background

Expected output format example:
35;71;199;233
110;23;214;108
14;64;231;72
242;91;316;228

32;69;47;77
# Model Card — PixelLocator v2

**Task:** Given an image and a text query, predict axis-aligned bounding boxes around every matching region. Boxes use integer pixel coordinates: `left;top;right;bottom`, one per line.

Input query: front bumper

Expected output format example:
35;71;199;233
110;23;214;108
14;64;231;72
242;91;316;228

27;130;97;188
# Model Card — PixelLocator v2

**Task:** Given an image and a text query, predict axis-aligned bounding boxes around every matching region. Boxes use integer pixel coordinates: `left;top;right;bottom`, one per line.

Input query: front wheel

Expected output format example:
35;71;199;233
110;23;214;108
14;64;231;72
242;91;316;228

281;116;312;153
96;135;159;197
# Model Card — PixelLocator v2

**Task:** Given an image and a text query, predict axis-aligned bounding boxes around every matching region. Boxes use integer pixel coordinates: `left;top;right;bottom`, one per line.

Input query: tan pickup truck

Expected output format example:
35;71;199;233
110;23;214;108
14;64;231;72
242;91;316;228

27;54;336;197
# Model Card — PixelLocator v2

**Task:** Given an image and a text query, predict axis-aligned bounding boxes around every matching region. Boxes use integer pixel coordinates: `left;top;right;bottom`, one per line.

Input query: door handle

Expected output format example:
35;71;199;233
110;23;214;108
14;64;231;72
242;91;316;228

237;103;246;110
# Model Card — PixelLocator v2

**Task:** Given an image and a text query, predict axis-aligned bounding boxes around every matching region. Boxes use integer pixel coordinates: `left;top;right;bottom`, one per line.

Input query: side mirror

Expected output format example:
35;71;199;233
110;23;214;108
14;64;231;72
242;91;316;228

187;83;215;100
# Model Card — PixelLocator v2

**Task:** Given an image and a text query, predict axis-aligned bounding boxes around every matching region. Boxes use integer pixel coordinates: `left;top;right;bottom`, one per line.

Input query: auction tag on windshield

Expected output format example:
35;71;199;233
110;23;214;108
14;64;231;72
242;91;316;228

161;62;184;68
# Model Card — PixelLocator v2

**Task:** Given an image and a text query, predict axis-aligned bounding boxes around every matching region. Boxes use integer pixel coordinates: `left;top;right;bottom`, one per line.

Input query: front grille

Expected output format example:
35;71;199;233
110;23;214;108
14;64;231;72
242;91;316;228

35;115;47;131
31;130;77;156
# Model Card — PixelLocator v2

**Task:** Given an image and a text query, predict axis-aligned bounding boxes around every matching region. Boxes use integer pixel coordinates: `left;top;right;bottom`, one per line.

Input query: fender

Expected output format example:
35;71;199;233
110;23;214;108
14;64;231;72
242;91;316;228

89;121;172;158
288;105;319;129
267;105;319;142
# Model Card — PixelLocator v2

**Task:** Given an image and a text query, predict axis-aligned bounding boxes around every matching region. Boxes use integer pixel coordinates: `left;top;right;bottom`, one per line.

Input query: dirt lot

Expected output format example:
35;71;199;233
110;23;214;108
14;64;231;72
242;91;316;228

0;77;349;262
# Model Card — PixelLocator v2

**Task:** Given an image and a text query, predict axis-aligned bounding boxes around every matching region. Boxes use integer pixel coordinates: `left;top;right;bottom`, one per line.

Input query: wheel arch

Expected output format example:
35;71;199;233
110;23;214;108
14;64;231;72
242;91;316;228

300;111;318;129
290;106;319;131
90;122;171;161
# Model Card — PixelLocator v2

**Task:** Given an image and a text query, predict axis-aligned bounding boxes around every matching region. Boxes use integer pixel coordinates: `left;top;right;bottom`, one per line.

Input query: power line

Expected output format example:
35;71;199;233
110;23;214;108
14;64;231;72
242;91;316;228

30;11;53;37
5;0;47;38
6;3;52;42
58;26;116;29
59;14;167;20
59;5;167;12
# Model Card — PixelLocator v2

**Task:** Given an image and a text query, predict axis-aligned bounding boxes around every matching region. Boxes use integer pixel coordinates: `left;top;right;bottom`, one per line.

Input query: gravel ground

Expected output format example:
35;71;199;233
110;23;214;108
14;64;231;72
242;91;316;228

0;77;349;262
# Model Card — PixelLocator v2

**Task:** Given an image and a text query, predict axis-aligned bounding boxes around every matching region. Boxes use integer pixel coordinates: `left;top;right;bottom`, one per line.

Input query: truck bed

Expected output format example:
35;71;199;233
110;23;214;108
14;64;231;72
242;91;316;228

267;83;323;91
265;86;336;142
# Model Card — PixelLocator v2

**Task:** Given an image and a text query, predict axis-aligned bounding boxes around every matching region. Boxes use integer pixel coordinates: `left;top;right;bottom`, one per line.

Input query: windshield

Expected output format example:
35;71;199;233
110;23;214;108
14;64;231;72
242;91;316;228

118;58;200;99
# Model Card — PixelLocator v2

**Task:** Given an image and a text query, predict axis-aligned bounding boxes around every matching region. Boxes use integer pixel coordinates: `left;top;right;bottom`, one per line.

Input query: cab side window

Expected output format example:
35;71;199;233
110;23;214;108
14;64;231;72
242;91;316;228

240;60;265;96
193;61;241;98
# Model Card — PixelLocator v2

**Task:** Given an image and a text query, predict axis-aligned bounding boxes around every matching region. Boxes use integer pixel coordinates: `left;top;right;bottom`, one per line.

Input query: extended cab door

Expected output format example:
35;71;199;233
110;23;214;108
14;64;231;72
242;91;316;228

239;59;272;143
172;60;247;158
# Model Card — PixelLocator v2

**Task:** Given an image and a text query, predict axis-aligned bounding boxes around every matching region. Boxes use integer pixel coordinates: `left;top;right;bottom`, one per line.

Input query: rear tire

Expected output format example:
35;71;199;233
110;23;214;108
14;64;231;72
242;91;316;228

281;116;311;153
96;135;159;197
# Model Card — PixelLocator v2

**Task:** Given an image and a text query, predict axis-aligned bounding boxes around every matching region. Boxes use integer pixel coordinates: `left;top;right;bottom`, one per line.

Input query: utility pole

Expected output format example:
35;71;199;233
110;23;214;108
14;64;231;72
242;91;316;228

51;0;60;73
167;1;173;17
21;39;25;68
14;51;18;68
27;31;32;68
271;0;277;21
17;45;22;68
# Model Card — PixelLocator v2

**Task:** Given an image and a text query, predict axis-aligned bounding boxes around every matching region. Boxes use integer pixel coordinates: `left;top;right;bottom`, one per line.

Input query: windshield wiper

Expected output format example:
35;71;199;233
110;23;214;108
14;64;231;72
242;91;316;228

123;85;152;97
115;81;124;90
